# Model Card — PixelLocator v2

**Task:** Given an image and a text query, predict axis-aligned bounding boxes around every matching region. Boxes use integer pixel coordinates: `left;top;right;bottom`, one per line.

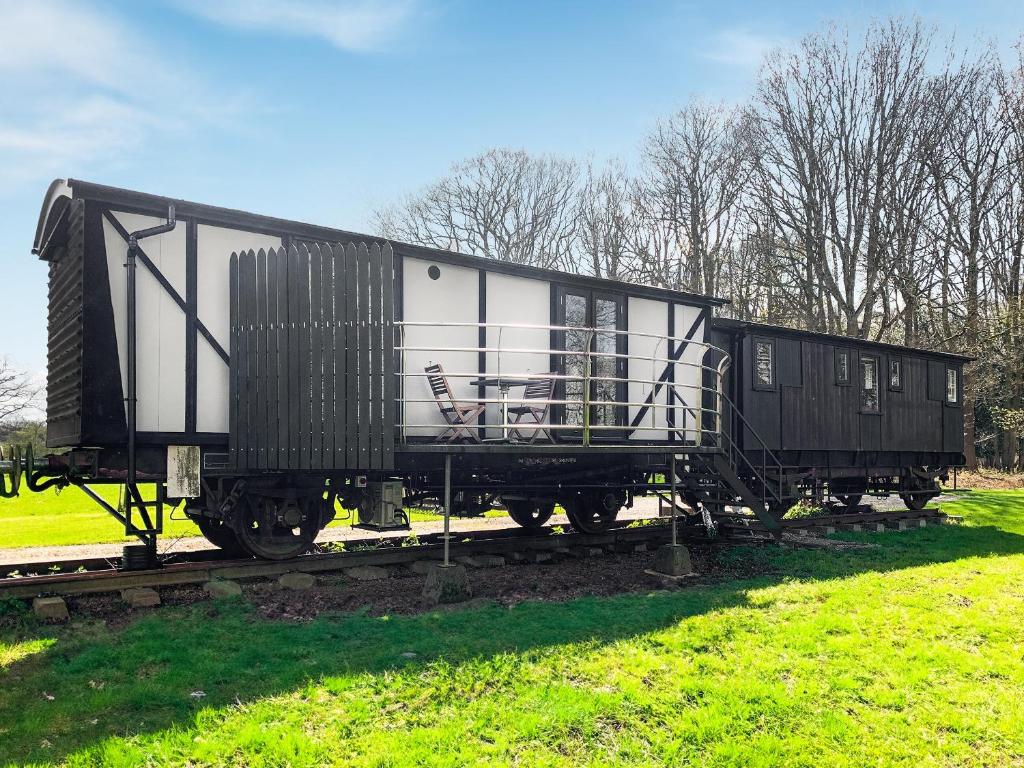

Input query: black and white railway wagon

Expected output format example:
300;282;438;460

5;179;966;560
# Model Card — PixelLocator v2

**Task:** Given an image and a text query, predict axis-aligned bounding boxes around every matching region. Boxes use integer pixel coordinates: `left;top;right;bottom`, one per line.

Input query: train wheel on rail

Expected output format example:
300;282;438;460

506;499;555;529
236;493;326;560
194;516;249;558
564;490;624;534
900;490;938;511
900;476;940;511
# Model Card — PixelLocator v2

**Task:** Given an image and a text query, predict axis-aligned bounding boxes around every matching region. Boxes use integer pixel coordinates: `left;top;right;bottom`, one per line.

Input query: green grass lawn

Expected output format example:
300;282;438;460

0;486;201;549
2;491;1024;766
0;487;500;550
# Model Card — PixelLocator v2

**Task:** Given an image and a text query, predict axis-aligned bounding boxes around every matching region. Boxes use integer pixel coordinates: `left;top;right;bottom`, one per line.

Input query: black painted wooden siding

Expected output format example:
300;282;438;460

229;241;394;471
737;331;963;456
45;199;85;447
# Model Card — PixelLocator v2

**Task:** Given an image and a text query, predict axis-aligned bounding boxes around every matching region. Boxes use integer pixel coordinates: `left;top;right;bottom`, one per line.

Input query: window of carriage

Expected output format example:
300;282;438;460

835;349;851;385
946;367;959;404
889;358;903;390
752;337;776;390
860;356;880;413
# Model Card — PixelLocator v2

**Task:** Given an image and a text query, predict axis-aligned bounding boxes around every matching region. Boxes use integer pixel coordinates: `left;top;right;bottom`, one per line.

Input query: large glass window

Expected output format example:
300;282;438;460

753;338;775;390
563;293;588;427
946;367;959;404
861;356;880;413
592;298;620;426
560;291;622;429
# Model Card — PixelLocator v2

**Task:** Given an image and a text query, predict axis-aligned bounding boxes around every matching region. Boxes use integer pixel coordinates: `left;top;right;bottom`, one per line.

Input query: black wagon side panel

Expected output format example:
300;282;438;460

229;242;395;472
44;198;86;447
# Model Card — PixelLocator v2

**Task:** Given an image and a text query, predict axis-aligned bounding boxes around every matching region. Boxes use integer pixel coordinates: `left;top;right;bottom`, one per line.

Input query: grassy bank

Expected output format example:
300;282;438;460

1;491;1023;765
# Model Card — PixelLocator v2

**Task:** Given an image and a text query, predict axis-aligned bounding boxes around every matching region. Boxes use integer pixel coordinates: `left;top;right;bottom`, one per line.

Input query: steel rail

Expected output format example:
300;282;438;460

0;522;678;600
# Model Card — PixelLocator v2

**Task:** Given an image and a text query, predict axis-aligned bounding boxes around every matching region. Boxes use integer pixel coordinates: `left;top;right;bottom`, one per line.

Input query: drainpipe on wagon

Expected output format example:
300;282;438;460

125;206;177;497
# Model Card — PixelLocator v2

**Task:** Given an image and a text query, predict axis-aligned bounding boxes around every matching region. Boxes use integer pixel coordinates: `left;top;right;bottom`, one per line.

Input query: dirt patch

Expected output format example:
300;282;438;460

948;470;1024;491
245;549;716;621
67;585;210;630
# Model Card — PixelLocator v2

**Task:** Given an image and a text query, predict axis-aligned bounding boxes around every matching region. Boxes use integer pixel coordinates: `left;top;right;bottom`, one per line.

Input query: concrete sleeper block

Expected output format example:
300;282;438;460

278;572;317;590
204;579;242;598
422;563;471;606
33;596;69;622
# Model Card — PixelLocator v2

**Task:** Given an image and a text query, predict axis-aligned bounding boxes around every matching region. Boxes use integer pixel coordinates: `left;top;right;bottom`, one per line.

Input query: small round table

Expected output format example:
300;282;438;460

468;377;534;441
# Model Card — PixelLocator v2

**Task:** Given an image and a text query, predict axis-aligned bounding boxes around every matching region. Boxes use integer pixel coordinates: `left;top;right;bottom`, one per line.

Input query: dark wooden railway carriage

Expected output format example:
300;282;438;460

709;319;967;512
1;179;968;561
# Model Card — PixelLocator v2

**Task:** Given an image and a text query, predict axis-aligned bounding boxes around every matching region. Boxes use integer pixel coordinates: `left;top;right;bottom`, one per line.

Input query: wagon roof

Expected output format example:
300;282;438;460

712;317;972;362
34;178;728;309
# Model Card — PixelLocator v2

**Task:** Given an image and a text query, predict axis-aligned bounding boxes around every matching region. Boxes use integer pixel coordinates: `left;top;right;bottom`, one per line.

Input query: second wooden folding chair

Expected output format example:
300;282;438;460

508;374;556;443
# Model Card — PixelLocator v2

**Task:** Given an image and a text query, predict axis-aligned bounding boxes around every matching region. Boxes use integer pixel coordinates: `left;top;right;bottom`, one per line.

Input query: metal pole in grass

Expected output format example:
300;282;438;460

670;453;677;547
443;453;452;567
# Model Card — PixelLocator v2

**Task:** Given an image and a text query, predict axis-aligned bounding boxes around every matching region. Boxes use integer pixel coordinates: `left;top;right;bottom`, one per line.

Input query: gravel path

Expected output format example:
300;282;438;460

0;497;668;567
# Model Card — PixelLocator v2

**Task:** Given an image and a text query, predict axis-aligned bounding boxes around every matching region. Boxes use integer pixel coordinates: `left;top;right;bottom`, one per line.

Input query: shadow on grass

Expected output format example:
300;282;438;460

2;501;1023;765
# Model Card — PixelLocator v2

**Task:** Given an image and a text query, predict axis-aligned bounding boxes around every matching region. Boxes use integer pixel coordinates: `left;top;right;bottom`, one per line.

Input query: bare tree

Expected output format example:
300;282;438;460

374;148;581;270
0;357;38;424
749;20;938;337
629;101;750;296
577;161;631;280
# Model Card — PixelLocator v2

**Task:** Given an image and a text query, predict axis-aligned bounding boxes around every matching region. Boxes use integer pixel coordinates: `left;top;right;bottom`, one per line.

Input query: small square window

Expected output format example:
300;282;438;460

753;338;775;390
889;358;903;390
835;349;851;385
860;356;880;413
946;367;959;404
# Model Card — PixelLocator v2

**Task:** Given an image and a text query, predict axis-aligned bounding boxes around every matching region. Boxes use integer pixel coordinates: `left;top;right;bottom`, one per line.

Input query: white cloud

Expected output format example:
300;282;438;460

173;0;417;51
0;0;252;188
703;28;785;69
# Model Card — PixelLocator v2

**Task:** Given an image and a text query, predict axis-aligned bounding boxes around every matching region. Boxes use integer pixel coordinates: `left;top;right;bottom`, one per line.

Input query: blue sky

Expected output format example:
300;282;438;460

1;0;1022;375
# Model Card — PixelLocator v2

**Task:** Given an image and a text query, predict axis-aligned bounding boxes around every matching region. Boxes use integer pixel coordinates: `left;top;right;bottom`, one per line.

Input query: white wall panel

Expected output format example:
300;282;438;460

627;297;669;441
673;304;706;444
104;212;187;433
401;257;479;437
196;340;230;433
195;225;281;433
484;273;550;439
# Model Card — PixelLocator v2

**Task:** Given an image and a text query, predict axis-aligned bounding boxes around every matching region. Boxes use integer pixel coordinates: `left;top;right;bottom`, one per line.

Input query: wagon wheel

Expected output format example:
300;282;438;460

835;494;863;510
900;476;939;511
506;499;555;529
236;494;323;560
899;491;936;511
193;516;248;558
564;491;622;534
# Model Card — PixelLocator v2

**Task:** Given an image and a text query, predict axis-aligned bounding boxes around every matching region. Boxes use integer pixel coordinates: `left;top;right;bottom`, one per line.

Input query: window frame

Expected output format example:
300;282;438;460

859;354;881;414
888;356;903;392
751;336;777;392
834;348;852;386
945;366;960;406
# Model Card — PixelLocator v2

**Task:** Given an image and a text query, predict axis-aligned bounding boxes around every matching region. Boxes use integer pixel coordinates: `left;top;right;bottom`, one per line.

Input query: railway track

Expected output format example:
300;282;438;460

713;506;951;538
0;507;952;600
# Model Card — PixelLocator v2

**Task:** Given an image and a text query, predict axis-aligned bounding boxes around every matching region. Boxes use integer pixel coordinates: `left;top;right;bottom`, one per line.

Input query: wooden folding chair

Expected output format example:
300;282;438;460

424;363;485;443
508;374;555;443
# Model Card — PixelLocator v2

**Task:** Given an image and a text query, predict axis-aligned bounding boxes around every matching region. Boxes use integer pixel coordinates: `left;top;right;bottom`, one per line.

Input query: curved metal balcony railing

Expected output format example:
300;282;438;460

395;321;732;448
